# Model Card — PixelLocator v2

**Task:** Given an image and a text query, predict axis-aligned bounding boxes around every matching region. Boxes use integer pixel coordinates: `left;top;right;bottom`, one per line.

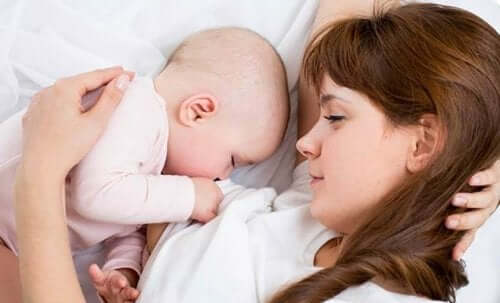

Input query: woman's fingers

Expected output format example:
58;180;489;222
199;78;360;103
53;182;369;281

68;66;125;96
84;74;131;125
469;160;500;186
452;228;477;260
452;189;498;209
446;208;493;230
447;161;500;259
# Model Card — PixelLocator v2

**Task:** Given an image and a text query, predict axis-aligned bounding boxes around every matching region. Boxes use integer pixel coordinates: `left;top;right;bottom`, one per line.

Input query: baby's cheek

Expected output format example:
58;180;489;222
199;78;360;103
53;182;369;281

196;158;227;179
168;157;204;176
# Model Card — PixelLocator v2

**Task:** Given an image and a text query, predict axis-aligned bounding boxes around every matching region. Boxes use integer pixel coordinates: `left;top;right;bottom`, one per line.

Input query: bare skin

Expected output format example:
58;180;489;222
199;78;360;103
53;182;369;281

0;241;22;303
9;2;500;303
13;67;131;303
146;0;500;261
146;224;168;254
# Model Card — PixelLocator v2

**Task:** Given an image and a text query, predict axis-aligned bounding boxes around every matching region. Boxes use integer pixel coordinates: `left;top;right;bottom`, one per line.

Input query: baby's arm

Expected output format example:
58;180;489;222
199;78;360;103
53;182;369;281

72;172;196;224
101;231;145;275
72;173;222;224
89;231;145;303
69;87;221;224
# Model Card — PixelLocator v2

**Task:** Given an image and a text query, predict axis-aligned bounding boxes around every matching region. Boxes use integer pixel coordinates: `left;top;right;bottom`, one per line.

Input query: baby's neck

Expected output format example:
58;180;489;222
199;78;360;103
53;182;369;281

153;75;170;106
153;74;179;122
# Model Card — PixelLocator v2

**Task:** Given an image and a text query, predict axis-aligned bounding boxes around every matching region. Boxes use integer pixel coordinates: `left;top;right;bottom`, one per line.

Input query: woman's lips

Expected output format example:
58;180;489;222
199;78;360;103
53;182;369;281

310;177;324;186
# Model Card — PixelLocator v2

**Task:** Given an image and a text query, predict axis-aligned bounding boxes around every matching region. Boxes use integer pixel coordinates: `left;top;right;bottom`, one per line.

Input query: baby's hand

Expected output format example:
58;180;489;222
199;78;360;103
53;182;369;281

89;264;140;303
191;177;223;223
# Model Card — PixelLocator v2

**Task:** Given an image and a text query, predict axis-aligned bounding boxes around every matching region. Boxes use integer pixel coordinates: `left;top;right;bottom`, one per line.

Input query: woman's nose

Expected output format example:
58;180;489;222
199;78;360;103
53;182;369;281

296;130;321;160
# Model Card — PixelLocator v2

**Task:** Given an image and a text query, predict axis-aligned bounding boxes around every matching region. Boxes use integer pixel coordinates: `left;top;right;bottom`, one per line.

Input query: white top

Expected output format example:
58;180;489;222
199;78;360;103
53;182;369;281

138;161;441;302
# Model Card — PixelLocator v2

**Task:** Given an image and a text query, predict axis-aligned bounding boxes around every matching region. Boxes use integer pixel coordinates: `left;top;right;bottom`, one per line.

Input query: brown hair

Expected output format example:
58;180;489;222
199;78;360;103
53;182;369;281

271;3;500;303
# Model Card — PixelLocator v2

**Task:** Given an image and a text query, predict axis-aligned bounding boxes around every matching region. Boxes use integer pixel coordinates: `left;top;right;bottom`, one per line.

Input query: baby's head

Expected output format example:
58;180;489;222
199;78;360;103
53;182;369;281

156;27;289;179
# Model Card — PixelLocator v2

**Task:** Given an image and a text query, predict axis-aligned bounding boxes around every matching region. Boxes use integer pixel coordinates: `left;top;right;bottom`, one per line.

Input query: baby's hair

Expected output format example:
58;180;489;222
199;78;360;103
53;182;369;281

166;27;285;72
162;26;290;142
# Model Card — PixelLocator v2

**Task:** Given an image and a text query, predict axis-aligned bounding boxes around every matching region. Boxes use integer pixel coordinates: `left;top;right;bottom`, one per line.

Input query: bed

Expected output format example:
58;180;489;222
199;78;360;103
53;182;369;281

0;0;498;302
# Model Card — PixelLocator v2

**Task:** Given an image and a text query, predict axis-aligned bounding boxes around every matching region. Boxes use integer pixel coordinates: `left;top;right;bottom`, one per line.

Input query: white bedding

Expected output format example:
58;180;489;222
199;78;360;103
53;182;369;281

137;180;277;303
0;0;498;302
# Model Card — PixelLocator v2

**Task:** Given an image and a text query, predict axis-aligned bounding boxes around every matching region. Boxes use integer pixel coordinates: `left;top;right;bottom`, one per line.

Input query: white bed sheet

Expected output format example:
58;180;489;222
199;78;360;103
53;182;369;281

0;0;498;302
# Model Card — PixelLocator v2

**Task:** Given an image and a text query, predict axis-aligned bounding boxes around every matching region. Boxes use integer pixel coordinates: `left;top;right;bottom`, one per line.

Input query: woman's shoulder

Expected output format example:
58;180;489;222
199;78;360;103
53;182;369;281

323;282;444;303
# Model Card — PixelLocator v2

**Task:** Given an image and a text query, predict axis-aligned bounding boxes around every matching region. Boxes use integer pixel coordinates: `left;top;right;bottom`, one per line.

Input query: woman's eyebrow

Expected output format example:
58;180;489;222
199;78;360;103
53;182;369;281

319;93;351;106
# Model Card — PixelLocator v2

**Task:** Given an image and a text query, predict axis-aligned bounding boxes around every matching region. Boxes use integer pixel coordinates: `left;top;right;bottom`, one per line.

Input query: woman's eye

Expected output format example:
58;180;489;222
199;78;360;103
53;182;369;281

231;156;235;167
324;115;345;124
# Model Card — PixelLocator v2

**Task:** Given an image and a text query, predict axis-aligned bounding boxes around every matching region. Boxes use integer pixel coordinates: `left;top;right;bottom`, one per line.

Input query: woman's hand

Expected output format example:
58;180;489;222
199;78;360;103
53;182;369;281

447;160;500;260
21;66;133;180
15;67;133;303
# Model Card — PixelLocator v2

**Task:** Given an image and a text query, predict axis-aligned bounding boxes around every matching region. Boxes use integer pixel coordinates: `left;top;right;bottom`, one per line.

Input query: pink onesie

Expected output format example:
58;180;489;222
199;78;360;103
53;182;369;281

0;77;195;274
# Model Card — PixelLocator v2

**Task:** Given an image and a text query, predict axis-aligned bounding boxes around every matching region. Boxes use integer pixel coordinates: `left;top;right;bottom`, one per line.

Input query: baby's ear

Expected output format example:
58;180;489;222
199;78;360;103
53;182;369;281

406;114;442;173
178;94;219;127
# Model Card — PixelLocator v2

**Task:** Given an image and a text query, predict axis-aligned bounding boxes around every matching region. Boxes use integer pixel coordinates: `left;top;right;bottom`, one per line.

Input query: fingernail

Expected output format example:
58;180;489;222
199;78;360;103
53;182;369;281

115;74;130;91
453;195;467;207
447;218;459;228
470;175;481;185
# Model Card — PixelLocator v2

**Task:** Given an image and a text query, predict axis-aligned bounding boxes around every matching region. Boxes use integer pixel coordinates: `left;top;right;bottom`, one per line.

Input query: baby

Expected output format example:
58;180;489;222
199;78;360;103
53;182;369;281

0;27;289;302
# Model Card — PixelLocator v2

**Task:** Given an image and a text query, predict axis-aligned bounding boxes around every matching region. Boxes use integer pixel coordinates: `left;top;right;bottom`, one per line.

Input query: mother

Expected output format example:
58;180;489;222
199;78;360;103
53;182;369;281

12;1;500;303
272;2;500;302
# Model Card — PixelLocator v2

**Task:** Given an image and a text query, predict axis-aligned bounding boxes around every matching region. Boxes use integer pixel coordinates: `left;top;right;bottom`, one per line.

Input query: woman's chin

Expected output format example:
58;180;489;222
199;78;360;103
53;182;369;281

309;201;350;233
309;199;327;222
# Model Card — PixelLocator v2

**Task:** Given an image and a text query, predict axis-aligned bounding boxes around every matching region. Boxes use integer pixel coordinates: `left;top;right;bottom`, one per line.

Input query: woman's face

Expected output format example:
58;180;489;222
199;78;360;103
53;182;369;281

297;77;412;234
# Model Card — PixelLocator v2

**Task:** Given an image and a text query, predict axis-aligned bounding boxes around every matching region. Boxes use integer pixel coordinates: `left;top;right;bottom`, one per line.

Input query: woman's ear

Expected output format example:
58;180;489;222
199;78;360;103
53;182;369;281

177;94;219;127
407;114;442;173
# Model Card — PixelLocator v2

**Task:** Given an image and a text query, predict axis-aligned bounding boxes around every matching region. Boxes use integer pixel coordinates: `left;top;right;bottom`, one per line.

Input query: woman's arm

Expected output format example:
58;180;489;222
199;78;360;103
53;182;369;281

14;67;131;303
15;165;81;303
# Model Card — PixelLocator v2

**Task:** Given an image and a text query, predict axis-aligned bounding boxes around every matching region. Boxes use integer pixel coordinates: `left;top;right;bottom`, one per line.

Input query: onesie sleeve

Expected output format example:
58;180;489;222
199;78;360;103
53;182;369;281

95;230;146;303
69;77;195;224
101;229;146;275
72;172;196;224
